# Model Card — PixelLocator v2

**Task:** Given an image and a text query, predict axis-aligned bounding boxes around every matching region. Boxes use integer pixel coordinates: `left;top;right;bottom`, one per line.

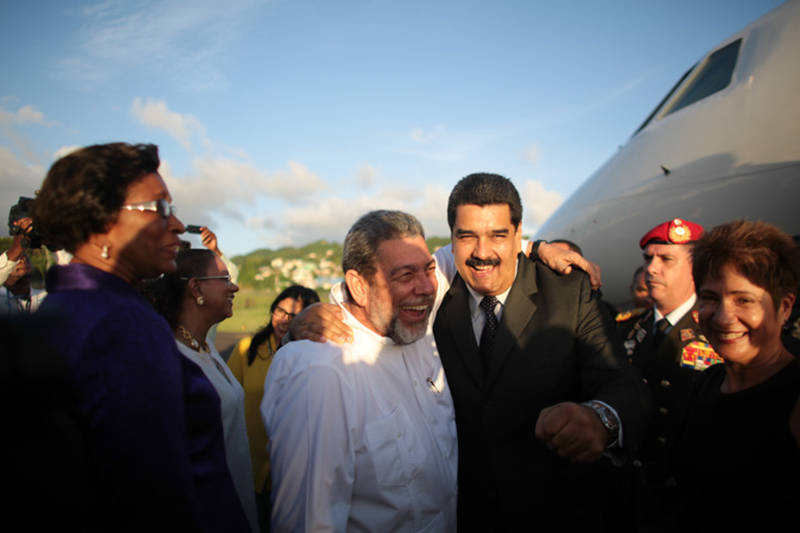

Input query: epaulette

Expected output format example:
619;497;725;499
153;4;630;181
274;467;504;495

615;306;647;323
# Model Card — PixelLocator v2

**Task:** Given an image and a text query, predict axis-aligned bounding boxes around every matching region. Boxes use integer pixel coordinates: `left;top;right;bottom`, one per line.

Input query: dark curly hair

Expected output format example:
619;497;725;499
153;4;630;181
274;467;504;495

138;249;217;330
32;143;161;253
248;285;320;365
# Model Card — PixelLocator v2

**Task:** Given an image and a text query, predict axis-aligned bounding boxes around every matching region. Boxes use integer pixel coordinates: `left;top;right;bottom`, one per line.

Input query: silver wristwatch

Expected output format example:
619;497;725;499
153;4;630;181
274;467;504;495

582;400;620;448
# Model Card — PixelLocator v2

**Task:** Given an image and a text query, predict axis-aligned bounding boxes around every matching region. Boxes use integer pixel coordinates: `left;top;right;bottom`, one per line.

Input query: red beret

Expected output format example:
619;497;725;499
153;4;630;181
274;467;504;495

640;218;704;249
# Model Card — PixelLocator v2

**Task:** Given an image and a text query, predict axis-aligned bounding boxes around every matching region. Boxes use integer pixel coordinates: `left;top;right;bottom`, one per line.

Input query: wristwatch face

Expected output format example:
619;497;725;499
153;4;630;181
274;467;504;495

602;408;619;432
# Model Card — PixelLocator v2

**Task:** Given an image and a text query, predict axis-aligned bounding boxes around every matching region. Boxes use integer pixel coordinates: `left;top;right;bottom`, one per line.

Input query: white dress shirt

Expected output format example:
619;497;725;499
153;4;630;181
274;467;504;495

262;279;458;533
653;293;697;335
0;252;19;287
0;286;46;315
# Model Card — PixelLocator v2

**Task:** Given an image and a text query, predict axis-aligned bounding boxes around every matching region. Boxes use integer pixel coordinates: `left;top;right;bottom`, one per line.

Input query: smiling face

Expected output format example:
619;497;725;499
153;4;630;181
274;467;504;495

451;203;522;297
199;255;239;323
105;172;185;283
698;265;794;368
271;297;304;340
360;235;437;345
643;243;695;315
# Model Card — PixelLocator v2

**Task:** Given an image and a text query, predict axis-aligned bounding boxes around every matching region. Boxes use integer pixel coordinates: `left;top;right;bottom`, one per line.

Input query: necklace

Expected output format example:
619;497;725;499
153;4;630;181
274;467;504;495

177;325;210;354
257;334;277;360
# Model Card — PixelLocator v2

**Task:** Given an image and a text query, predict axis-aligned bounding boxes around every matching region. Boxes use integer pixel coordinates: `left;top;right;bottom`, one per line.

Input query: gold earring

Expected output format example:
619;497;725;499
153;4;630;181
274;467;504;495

197;296;205;306
101;245;110;259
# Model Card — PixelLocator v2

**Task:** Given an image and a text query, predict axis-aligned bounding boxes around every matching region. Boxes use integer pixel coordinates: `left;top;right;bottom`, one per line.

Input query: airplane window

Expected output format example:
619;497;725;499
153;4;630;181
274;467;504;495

662;39;742;117
632;66;694;135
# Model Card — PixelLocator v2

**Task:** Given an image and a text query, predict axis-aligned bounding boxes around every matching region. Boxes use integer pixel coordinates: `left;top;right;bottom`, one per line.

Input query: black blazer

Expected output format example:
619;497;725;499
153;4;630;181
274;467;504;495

434;255;650;532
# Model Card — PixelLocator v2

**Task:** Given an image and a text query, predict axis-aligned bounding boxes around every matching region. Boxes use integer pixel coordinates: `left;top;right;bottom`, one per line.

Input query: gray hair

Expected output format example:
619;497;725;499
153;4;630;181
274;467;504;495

342;210;426;280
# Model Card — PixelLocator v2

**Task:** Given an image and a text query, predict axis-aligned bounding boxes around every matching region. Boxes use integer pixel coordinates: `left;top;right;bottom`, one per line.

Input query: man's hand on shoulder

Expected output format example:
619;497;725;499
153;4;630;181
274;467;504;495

532;242;602;290
534;402;608;463
289;302;354;345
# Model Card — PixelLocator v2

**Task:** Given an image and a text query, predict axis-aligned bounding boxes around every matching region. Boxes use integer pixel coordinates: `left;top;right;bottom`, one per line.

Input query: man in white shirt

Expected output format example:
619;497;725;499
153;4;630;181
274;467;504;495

0;253;46;315
261;210;458;532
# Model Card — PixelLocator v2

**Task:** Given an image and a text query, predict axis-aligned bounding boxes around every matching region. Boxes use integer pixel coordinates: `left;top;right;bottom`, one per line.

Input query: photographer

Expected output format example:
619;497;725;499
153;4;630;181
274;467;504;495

0;217;33;286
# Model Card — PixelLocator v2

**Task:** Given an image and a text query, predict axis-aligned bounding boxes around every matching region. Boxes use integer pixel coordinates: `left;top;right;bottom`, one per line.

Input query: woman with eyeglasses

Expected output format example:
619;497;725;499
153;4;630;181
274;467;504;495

227;285;320;532
32;143;250;531
141;248;258;532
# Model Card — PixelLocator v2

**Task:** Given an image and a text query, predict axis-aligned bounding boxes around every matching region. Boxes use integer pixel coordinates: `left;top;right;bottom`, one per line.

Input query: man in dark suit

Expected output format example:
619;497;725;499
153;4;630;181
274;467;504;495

433;173;650;532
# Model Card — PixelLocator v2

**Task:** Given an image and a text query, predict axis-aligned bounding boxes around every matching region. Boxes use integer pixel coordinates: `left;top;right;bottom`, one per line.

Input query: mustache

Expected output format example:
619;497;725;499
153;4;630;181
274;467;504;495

646;275;664;285
466;257;500;268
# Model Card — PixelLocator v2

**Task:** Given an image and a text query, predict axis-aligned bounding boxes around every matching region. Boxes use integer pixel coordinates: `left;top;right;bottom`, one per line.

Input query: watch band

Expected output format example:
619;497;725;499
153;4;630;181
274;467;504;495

582;400;620;448
529;239;547;262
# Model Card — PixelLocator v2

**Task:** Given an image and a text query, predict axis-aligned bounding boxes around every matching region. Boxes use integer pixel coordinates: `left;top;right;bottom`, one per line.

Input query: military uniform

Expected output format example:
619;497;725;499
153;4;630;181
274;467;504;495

619;304;722;483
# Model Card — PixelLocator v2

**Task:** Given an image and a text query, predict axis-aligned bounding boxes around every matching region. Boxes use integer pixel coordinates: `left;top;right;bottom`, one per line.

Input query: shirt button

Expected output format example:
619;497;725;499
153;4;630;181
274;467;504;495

413;379;418;386
657;436;666;444
660;380;671;388
397;432;402;438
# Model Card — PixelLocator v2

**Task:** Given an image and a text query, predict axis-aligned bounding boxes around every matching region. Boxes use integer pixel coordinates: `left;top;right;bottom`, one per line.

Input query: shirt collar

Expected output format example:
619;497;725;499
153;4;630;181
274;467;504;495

654;292;696;326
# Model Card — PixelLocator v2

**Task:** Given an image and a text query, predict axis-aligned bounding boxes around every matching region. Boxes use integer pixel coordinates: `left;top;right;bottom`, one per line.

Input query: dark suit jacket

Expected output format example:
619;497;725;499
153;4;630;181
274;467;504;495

434;255;650;532
620;303;721;482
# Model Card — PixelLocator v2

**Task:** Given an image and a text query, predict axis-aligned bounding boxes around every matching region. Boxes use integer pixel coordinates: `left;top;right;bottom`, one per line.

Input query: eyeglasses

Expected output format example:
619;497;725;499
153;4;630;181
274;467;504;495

182;275;232;286
273;307;297;321
120;199;176;218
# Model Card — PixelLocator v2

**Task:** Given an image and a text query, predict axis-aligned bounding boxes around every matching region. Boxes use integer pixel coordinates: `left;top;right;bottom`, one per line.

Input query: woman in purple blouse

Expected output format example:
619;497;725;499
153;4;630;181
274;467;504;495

32;143;250;532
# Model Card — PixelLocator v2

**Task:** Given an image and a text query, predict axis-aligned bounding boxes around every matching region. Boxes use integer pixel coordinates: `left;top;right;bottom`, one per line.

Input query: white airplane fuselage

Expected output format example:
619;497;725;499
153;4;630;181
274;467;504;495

534;0;800;306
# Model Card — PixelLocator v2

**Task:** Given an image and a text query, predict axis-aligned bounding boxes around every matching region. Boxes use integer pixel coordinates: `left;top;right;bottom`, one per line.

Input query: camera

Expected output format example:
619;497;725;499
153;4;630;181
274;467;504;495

8;196;44;249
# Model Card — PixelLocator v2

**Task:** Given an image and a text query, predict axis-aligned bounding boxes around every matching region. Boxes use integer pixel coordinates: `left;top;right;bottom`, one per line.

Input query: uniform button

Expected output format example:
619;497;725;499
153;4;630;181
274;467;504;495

660;380;671;388
657;437;666;444
642;378;648;384
659;407;668;415
633;460;642;468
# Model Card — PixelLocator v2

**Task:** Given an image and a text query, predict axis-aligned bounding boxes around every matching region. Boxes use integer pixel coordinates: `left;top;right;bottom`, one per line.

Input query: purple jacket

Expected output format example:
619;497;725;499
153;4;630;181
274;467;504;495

40;264;250;532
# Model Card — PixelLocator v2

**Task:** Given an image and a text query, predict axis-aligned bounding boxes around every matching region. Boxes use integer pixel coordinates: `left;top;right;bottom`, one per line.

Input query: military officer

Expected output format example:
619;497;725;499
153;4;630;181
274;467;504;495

619;218;723;486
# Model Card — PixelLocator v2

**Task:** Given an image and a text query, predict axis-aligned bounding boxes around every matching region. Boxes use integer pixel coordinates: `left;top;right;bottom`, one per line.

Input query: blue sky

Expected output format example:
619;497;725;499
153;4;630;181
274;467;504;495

1;0;785;256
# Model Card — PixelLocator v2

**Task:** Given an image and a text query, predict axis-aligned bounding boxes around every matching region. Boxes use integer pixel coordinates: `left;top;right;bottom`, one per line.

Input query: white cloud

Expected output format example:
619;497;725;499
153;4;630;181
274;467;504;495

522;143;540;164
53;145;81;160
273;182;451;248
355;164;377;187
267;161;329;204
0;104;54;163
159;156;331;231
0;104;48;126
0;147;48;226
131;98;206;149
59;0;266;91
410;127;440;143
521;179;564;229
